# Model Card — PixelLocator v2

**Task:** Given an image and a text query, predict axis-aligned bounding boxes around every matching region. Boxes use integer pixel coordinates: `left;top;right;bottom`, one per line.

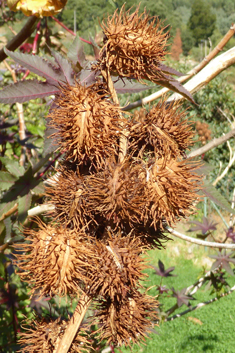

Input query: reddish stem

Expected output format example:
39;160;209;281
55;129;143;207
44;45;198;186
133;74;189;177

51;15;92;44
36;152;62;180
32;20;41;54
22;21;41;80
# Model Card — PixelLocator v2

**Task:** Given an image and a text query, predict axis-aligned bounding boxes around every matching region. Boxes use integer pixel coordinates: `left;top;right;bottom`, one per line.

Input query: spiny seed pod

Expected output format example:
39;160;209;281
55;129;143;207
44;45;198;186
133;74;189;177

94;290;158;347
130;100;194;159
95;5;168;83
19;317;89;353
142;158;202;229
15;221;94;297
49;81;127;167
87;231;148;300
86;159;145;227
45;166;93;231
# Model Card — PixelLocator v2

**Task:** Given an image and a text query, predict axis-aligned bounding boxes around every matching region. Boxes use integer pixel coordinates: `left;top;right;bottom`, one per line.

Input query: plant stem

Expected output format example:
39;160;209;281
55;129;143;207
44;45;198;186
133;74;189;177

188;128;235;158
51;16;92;44
167;226;235;249
0;16;38;63
55;294;91;353
102;69;128;162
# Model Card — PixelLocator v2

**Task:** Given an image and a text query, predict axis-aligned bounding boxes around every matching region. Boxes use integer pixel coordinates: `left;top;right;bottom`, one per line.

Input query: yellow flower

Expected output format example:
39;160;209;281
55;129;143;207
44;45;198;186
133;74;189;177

8;0;67;17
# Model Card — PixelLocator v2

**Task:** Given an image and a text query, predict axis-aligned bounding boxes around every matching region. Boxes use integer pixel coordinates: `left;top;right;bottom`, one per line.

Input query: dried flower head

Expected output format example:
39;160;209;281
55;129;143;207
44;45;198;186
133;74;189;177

19;317;89;352
49;82;126;167
96;5;168;83
87;231;148;300
130;100;194;159
8;0;67;17
142;158;201;229
94;290;158;347
15;220;93;297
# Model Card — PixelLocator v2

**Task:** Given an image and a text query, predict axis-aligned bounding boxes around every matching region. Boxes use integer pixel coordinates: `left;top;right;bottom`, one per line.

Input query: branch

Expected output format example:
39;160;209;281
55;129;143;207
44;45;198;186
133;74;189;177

168;46;235;102
212;141;235;186
187;128;235;158
0;16;38;63
123;25;235;111
55;294;91;353
167;226;235;249
166;284;235;322
28;204;55;217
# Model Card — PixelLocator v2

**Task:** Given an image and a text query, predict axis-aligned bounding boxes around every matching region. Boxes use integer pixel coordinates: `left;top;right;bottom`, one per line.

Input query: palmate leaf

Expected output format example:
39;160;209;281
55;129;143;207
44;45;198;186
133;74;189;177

18;192;32;223
0;167;40;216
0;157;24;177
4;48;66;84
67;35;86;67
0;79;60;104
201;181;235;214
51;50;74;85
0;172;17;191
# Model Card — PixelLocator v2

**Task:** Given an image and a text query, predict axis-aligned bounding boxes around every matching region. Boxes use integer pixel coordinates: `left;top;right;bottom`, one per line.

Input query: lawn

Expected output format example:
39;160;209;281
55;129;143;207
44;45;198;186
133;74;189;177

119;233;235;353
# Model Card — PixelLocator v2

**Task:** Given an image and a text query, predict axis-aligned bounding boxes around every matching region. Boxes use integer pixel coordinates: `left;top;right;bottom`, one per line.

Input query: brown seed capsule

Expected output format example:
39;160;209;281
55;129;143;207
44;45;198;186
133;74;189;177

95;5;169;83
19;317;90;353
15;220;94;297
86;231;149;300
86;159;145;227
45;166;93;231
130;100;194;159
94;290;158;347
48;81;126;167
141;157;202;229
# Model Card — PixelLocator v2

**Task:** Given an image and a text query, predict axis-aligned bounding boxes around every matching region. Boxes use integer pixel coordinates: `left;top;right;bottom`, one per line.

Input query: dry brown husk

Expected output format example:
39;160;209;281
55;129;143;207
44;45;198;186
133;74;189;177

130;100;194;159
85;159;145;227
95;5;168;83
93;290;158;347
45;165;94;231
15;220;94;297
19;317;90;353
141;157;202;229
48;81;127;167
86;230;149;300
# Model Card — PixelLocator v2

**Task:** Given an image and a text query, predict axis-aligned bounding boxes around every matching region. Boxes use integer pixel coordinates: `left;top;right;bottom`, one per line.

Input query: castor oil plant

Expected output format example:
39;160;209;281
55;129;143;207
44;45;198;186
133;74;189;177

15;5;201;353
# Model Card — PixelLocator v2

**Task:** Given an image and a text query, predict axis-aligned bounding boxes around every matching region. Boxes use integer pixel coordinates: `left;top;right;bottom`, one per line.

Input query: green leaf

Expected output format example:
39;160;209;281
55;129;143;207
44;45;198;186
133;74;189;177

0;200;16;220
0;157;24;177
32;182;45;195
18;193;32;224
0;221;6;245
0;167;41;205
0;171;17;191
202;181;235;214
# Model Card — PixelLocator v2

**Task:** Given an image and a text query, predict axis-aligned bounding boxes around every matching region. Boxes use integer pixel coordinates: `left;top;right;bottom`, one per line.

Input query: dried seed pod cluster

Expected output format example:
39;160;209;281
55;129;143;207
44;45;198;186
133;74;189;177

16;5;201;351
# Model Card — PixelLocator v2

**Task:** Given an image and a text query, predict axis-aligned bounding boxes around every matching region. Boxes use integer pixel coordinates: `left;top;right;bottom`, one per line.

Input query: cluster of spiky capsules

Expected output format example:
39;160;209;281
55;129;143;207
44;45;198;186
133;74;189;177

16;5;201;353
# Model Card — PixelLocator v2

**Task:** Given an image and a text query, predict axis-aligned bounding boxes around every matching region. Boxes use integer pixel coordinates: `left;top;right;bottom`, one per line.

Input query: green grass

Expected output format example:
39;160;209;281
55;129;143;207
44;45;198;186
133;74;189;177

119;240;235;353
